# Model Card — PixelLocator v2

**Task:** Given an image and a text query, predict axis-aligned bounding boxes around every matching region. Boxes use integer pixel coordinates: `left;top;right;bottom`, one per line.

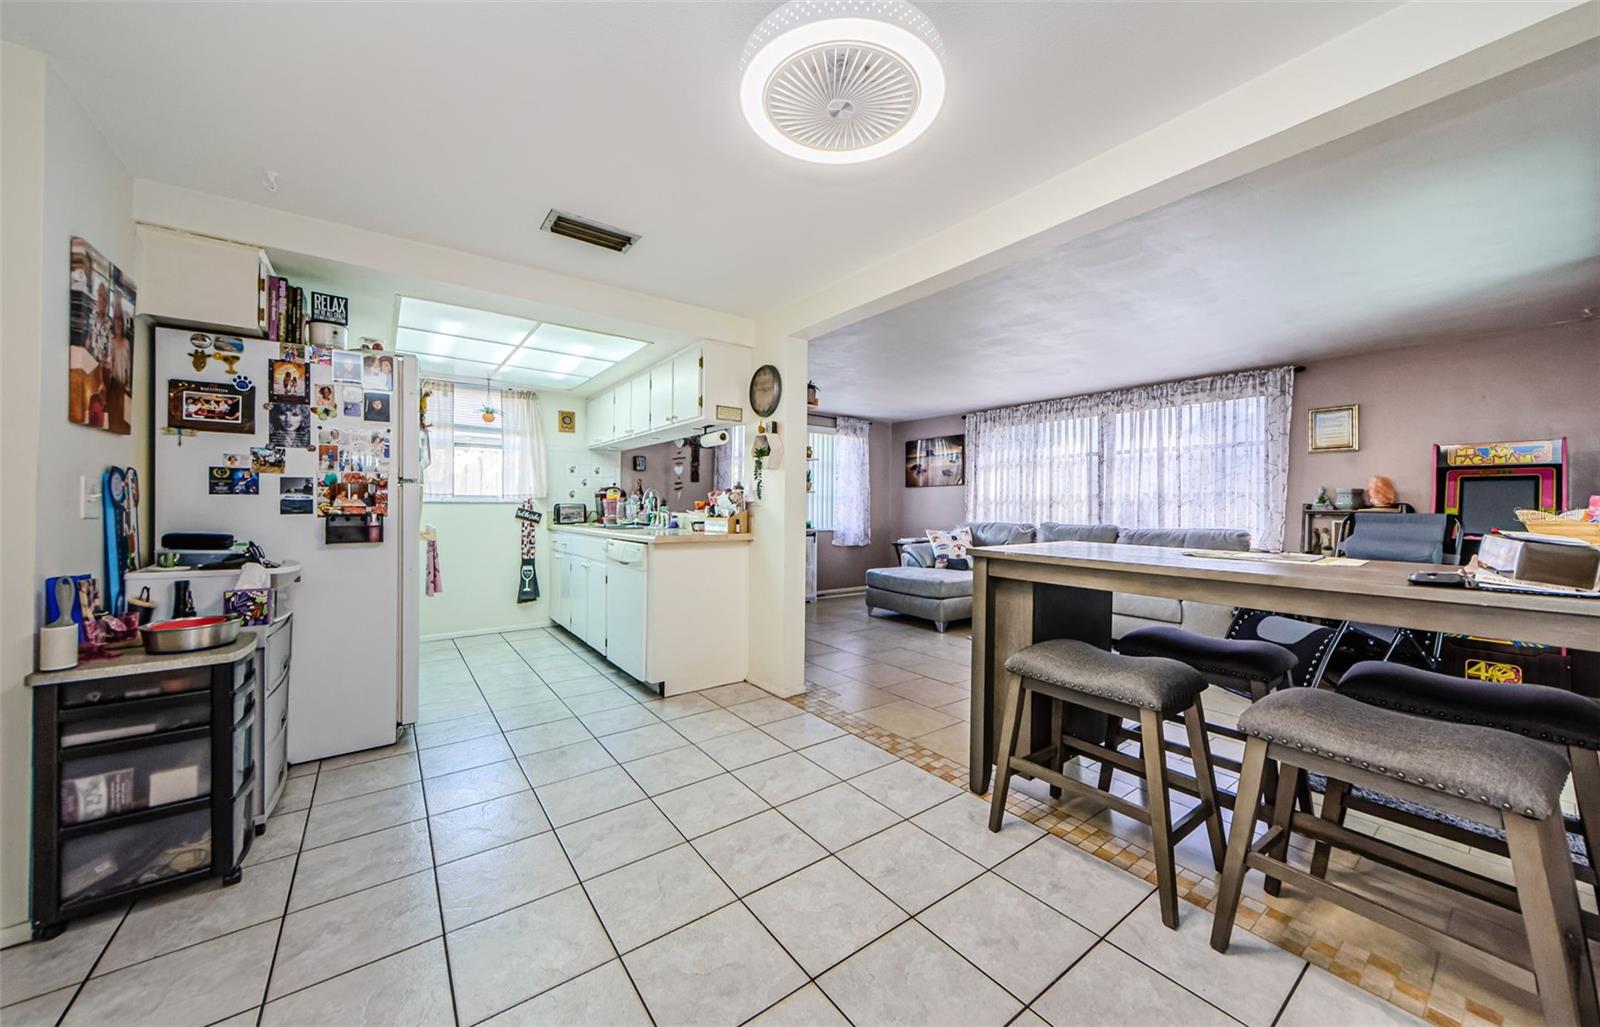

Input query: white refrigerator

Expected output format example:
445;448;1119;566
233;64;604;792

152;326;420;763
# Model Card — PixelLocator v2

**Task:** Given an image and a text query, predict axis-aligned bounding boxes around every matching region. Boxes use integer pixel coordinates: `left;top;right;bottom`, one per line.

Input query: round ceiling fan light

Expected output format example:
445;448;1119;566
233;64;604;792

739;1;946;165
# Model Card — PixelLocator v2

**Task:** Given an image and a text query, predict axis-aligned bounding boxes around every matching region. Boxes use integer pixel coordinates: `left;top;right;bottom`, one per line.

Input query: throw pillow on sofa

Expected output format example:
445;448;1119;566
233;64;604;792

926;528;973;570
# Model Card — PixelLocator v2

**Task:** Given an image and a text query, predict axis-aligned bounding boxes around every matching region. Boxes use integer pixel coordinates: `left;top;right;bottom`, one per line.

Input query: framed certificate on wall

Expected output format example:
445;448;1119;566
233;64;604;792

1308;404;1359;452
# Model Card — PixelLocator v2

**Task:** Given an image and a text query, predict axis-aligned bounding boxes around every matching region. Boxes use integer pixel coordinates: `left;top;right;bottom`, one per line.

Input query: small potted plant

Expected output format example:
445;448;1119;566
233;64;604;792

480;403;497;424
806;380;819;407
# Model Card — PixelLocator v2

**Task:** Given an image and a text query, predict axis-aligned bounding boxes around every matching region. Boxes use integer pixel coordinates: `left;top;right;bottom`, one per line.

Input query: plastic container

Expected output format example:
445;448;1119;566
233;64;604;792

60;808;211;904
61;736;210;825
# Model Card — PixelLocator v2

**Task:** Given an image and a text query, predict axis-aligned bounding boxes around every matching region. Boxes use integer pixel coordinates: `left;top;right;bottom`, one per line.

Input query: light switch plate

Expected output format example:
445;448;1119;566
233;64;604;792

80;475;101;519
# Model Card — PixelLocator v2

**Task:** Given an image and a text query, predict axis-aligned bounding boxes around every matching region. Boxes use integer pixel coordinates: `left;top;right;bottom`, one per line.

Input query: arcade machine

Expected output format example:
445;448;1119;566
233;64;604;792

1431;438;1589;692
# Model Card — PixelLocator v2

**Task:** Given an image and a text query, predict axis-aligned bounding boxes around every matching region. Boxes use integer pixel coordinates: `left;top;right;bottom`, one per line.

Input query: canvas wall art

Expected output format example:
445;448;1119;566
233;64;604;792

68;236;136;434
906;434;965;488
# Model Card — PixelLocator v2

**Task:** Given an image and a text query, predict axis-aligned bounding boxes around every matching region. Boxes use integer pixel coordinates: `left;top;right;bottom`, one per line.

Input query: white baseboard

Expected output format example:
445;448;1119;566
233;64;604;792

1;919;33;949
421;621;552;642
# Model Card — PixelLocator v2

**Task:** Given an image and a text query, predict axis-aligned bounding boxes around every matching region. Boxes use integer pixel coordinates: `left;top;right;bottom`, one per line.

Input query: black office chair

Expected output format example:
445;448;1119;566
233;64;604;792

1229;513;1455;688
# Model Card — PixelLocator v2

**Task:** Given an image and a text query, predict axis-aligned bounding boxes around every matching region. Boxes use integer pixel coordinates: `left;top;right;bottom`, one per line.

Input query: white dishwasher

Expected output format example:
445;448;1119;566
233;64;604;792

603;540;648;682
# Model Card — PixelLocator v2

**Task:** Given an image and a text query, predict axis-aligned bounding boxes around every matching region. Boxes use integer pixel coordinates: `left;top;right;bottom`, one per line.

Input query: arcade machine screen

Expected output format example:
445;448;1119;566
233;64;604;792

1456;476;1542;538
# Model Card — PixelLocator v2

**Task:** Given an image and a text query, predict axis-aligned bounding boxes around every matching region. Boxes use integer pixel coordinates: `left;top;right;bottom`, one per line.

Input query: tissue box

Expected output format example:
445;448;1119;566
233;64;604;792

224;587;274;626
1477;533;1600;591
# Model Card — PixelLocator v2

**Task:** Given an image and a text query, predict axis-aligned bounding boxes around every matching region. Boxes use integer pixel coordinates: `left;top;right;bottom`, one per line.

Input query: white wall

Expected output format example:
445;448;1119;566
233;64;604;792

419;393;619;639
744;332;808;698
2;43;139;940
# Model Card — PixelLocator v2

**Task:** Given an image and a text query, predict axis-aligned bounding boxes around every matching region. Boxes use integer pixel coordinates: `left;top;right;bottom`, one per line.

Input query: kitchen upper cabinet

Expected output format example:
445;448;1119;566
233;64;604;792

586;390;613;447
671;349;701;424
648;363;674;428
587;342;750;450
136;225;272;337
629;376;650;436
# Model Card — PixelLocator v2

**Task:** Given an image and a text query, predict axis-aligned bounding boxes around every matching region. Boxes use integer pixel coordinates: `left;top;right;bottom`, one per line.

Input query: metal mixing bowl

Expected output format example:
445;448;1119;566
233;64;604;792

141;616;243;654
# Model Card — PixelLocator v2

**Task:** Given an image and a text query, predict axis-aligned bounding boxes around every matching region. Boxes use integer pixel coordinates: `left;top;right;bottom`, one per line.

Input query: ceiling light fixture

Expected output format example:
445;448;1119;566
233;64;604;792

739;0;945;165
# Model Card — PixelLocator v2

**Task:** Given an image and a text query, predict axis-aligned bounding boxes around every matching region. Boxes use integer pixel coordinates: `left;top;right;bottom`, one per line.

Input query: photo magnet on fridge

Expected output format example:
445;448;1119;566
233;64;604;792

363;392;391;423
268;403;312;449
268;359;310;404
169;379;255;434
209;466;259;495
312;383;338;420
332;350;363;384
250;447;286;473
279;476;314;515
362;354;396;392
340;385;363;417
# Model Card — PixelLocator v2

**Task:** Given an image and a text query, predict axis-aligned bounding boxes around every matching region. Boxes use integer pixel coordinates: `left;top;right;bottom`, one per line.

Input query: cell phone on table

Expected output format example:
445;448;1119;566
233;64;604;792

1407;571;1465;587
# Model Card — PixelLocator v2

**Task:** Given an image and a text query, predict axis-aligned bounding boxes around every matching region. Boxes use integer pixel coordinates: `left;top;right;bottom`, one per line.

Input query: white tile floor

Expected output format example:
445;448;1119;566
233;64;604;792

0;625;1420;1026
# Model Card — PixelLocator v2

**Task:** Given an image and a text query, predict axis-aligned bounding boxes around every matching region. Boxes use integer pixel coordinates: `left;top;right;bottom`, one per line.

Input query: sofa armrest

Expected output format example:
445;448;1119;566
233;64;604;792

900;541;935;568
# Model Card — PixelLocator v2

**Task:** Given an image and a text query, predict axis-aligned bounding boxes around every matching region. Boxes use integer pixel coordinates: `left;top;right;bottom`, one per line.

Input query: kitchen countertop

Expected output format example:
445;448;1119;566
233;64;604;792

551;524;754;544
26;635;258;687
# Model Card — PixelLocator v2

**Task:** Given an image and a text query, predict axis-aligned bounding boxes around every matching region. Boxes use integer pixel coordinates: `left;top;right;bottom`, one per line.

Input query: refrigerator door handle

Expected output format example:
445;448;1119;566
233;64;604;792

397;477;422;485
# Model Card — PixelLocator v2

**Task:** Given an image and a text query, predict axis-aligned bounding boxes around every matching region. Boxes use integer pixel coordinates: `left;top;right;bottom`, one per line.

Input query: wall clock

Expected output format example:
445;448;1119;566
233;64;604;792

750;364;782;418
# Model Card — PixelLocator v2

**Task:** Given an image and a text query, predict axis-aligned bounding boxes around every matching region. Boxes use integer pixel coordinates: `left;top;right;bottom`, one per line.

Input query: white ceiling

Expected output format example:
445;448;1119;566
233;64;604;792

809;44;1600;421
0;1;1396;315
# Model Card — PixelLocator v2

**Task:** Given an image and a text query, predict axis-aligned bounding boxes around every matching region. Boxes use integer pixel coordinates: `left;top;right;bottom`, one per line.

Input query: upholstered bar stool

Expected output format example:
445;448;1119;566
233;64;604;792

1310;661;1600;928
988;639;1226;928
1212;688;1597;1027
1115;626;1308;830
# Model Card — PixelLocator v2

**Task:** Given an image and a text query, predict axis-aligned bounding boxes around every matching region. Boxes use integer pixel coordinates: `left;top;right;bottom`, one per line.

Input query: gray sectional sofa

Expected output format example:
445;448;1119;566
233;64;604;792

864;521;1250;636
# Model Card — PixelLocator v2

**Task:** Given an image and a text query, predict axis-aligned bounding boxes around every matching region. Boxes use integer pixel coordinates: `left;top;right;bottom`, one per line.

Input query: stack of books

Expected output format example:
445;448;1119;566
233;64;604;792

264;276;308;344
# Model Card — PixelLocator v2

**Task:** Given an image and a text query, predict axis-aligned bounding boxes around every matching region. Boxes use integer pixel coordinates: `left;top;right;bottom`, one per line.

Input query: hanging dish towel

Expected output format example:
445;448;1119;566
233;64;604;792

515;500;541;603
425;538;443;596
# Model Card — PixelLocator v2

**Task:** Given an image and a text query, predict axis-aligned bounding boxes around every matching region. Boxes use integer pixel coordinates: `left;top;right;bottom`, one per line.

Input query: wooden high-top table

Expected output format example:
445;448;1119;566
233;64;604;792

969;541;1600;795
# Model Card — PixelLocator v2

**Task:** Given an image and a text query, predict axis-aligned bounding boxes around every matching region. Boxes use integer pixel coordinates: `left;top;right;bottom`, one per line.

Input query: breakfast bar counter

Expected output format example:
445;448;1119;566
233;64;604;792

968;540;1600;794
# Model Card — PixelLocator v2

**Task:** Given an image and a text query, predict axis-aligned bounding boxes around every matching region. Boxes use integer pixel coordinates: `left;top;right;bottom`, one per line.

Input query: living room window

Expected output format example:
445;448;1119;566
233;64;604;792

967;367;1292;549
807;428;837;531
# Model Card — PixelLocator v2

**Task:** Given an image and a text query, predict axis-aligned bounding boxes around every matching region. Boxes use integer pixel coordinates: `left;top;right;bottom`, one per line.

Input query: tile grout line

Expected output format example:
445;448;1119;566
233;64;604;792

465;630;660;1027
254;754;319;1025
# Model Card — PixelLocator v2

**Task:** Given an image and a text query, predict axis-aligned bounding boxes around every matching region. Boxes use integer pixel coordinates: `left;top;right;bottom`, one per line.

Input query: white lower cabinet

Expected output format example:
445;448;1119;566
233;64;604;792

548;528;749;694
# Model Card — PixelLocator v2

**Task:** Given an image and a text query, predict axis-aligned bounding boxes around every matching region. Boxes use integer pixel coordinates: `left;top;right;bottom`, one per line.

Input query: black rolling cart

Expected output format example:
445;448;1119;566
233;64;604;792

28;636;258;939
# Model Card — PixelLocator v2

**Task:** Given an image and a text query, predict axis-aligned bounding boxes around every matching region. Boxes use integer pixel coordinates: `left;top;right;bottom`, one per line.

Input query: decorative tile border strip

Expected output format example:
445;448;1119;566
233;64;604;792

786;686;1515;1027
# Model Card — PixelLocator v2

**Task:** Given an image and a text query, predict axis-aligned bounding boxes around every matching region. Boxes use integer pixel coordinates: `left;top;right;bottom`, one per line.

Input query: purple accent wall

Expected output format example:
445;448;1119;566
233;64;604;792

1286;323;1599;544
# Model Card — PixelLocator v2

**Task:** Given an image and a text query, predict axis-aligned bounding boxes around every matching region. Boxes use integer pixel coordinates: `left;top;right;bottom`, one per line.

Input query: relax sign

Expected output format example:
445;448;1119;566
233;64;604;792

309;291;349;326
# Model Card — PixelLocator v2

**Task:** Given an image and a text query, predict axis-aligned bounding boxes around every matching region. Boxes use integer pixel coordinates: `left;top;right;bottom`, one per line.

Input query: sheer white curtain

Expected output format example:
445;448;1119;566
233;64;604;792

966;367;1292;549
422;379;455;500
966;400;1101;525
1105;370;1292;549
499;388;548;500
714;424;746;491
831;416;872;547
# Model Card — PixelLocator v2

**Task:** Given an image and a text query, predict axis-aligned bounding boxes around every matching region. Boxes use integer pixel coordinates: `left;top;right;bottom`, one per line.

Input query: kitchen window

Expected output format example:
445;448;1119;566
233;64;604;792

807;429;837;531
423;380;545;501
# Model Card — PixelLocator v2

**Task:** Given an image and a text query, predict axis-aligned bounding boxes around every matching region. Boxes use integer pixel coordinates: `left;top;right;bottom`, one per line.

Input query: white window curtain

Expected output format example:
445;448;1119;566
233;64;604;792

422;379;455;501
714;424;746;491
499;388;547;500
831;416;872;547
966;367;1292;550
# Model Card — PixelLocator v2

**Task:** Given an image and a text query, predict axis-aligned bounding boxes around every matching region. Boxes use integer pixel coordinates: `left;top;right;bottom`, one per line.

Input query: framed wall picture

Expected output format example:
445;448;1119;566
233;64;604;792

632;455;647;472
1308;404;1359;453
557;410;577;434
68;236;137;435
906;434;965;487
168;379;257;434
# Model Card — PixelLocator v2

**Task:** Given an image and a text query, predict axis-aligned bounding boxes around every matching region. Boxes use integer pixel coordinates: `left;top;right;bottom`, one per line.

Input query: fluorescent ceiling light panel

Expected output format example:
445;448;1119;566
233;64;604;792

394;297;650;390
525;323;649;362
399;297;534;345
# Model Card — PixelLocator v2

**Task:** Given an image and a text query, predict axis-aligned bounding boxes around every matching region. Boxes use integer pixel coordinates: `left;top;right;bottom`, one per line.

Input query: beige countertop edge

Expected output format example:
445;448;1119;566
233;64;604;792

550;525;755;544
27;635;258;687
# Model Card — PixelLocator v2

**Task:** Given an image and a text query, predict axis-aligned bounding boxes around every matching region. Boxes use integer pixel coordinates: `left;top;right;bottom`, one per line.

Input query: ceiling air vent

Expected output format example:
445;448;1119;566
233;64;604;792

540;210;640;253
